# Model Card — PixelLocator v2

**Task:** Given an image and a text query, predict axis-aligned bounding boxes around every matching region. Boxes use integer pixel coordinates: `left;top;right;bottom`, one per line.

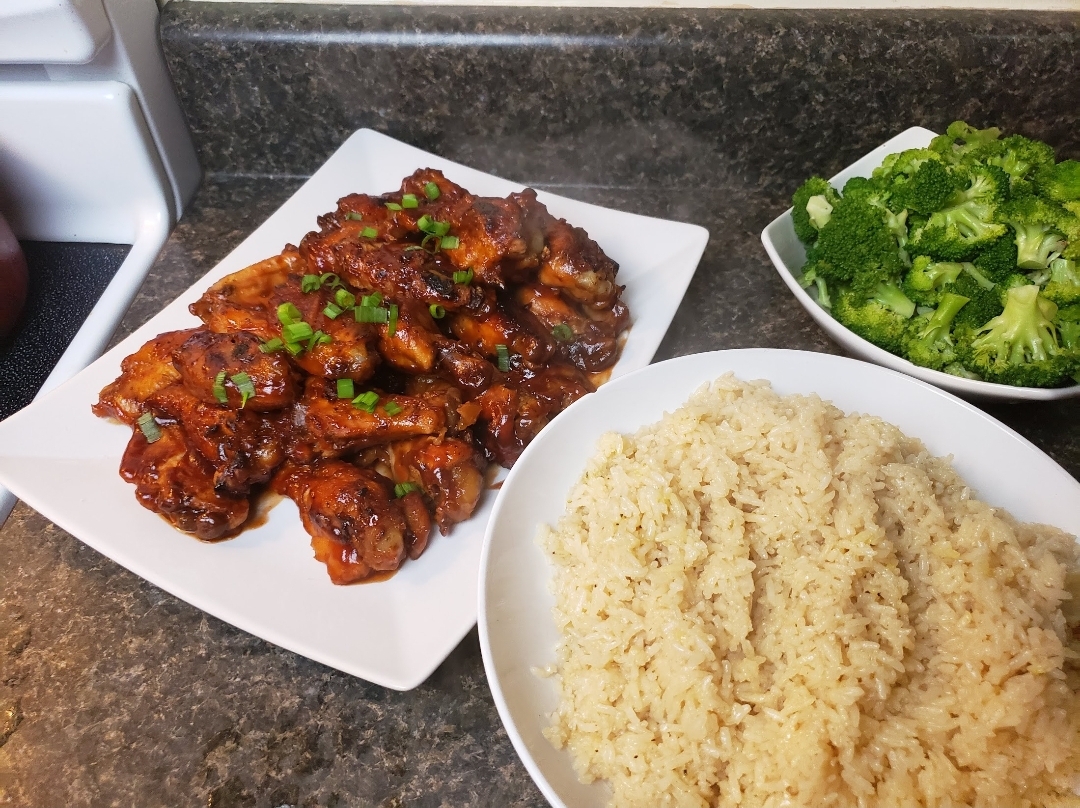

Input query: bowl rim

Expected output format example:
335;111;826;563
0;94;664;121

760;125;1080;402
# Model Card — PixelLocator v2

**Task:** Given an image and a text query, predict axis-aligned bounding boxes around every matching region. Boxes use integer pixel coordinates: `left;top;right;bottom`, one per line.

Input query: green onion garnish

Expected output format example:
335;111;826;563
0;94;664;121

429;304;446;319
495;344;510;372
307;330;331;351
394;481;420;498
421;234;441;252
440;236;460;250
277;302;302;325
337;378;355;399
416;214;434;232
361;227;378;239
385;202;402;211
231;372;256;408
424;182;440;200
401;194;419;209
383;401;403;416
260;337;284;354
323;303;343;319
282;321;314;343
361;293;383;307
352;391;379;413
346;211;363;221
137;412;161;444
403;245;424;252
284;341;304;356
355;305;388;323
334;288;356;309
301;274;322;293
320;273;342;289
388;304;399;337
453;268;473;285
212;370;228;404
552;323;574;342
417;215;450;237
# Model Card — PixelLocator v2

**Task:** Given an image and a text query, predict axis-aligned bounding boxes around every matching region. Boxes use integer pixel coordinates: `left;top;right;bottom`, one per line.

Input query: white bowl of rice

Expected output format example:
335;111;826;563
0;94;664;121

478;349;1080;808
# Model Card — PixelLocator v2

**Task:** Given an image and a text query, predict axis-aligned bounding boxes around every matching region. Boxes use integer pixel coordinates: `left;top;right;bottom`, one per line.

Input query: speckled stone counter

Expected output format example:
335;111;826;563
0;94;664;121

2;5;1080;807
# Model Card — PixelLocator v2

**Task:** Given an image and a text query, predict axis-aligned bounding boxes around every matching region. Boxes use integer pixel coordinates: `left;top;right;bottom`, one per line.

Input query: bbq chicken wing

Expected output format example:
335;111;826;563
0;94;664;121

97;169;630;584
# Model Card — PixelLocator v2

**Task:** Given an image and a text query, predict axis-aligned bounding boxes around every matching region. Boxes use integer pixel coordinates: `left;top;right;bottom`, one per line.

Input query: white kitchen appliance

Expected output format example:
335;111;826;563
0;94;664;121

0;0;200;524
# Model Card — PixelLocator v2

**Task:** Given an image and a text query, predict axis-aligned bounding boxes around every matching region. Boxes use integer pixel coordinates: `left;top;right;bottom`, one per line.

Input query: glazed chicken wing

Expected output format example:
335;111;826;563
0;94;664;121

120;424;249;541
279;460;431;584
93;328;199;424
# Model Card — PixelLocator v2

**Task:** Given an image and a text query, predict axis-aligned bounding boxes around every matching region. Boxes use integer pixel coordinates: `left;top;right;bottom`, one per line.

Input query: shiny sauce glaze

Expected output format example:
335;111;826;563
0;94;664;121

94;169;631;583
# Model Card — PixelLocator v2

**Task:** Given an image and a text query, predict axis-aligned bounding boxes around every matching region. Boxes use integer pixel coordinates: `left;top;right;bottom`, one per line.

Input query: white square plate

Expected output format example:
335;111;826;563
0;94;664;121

761;126;1080;402
0;129;709;691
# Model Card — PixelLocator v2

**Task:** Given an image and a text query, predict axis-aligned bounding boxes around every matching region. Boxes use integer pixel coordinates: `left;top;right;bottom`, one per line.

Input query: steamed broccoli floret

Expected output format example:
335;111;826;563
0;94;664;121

1043;257;1080;306
901;255;965;306
791;177;841;245
874;149;962;215
832;285;914;355
944;267;1005;329
957;284;1078;386
929;121;1003;165
1055;304;1080;353
982;135;1057;189
998;195;1068;271
901;292;970;370
908;164;1009;260
805;193;907;296
1034;160;1080;203
972;234;1019;282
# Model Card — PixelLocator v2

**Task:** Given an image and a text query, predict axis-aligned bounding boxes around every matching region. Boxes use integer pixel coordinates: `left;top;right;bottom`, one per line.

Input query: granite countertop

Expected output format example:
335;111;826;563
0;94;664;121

3;4;1080;807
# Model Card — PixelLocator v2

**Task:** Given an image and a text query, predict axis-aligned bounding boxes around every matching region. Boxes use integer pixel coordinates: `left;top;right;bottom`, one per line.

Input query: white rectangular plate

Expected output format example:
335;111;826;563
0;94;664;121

0;129;709;691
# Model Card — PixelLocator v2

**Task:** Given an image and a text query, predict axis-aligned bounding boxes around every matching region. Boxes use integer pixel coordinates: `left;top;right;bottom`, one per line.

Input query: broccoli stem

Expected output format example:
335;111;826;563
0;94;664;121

961;262;996;290
972;285;1059;366
873;283;916;319
806;195;833;230
919;293;970;342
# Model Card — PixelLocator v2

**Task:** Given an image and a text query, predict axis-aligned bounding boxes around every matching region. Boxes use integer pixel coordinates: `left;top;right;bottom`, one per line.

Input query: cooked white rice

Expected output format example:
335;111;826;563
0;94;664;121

540;374;1080;808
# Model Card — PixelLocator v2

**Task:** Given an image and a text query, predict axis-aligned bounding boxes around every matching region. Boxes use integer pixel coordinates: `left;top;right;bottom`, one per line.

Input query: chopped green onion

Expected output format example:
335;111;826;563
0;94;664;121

417;215;450;237
323;302;343;319
417;214;434;232
307;330;331;351
284;341;304;356
334;288;356;309
260;337;284;354
403;245;424;252
361;292;383;307
432;220;450;237
384;202;402;211
277;302;302;326
383;401;403;416
394;481;420;498
137;412;161;444
346;211;363;221
388;304;399;337
424;182;440;200
401;194;419;209
355;305;388;323
453;268;473;285
231;372;256;408
301;274;322;293
320;273;342;289
212;371;228;404
495;344;510;372
440;236;460;250
421;234;440;252
429;304;446;319
361;227;378;239
552;323;574;342
282;321;314;343
336;378;355;399
352;391;379;413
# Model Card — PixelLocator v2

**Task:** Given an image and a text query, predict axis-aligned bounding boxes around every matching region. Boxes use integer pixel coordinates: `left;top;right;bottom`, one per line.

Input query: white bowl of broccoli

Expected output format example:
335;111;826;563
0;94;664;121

762;123;1080;401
